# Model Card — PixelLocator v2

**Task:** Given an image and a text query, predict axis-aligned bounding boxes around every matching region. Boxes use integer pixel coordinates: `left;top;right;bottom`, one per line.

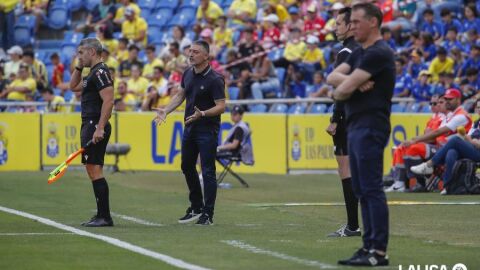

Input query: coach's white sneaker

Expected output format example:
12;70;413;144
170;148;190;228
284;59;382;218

385;181;405;192
440;189;447;195
411;162;433;175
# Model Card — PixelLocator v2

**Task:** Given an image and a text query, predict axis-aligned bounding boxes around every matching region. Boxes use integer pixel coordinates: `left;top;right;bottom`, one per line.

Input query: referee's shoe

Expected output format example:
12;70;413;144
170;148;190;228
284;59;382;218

81;215;114;227
178;207;202;224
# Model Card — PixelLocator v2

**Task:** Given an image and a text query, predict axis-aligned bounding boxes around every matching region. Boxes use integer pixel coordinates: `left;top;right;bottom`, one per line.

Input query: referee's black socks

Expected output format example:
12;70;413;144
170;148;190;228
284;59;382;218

92;178;111;220
341;177;359;231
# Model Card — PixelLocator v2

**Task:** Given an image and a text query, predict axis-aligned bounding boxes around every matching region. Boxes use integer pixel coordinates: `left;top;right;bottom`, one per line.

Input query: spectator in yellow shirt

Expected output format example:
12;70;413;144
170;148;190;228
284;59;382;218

143;45;165;79
302;35;326;69
127;64;149;100
114;80;137;111
96;24;118;54
22;49;48;89
116;38;130;62
227;0;257;25
113;0;141;30
40;87;66;113
197;0;224;26
263;1;290;23
428;47;454;82
150;66;168;93
165;42;188;74
101;47;119;71
1;65;36;101
273;28;306;69
213;16;233;49
140;85;163;111
121;7;147;47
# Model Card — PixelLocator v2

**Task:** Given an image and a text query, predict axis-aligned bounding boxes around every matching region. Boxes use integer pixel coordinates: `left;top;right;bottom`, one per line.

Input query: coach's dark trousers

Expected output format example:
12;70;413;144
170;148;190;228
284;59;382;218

181;125;218;217
348;127;390;252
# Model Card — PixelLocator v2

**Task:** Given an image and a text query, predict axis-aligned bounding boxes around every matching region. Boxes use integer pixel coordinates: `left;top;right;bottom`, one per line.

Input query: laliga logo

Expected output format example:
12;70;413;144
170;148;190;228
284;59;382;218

399;263;467;270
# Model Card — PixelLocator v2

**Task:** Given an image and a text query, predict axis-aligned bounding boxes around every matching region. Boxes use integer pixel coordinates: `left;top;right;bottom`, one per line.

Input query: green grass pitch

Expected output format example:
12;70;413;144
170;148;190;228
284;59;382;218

0;171;479;269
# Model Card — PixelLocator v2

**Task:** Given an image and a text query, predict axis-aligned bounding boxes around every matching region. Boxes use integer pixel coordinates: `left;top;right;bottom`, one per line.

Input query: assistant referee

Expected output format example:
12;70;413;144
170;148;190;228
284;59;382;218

154;40;226;226
70;38;115;227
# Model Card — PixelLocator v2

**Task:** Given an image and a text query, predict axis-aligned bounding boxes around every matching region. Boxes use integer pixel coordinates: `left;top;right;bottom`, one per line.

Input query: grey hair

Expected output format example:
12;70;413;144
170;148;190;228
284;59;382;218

79;38;103;55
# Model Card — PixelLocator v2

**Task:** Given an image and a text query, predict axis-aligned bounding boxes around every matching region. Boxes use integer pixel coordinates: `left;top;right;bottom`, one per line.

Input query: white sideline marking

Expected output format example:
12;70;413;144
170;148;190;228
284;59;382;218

0;206;210;270
248;201;480;207
221;240;336;269
0;232;74;236
111;212;164;227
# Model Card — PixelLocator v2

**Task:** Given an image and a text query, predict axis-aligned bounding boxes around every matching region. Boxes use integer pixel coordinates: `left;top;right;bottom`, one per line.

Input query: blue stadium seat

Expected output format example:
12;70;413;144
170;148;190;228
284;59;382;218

148;9;173;29
185;30;196;41
391;103;406;113
63;69;71;82
269;103;288;113
166;7;196;28
47;6;70;30
310;103;327;114
46;63;54;80
52;0;69;7
249;104;267;113
139;0;156;10
64;90;74;102
288;104;307;114
228;87;240;100
84;0;100;11
212;0;224;4
113;32;122;39
141;8;152;19
63;31;84;43
15;15;36;29
406;102;422;113
61;43;77;65
156;0;179;9
179;0;200;8
68;0;83;11
87;32;96;38
421;105;432;113
268;48;284;61
14;26;33;46
275;68;286;83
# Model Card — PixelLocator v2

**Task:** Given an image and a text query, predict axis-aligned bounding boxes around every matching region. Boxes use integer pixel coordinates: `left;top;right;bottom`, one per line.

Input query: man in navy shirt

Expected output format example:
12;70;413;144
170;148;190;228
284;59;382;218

440;9;463;37
328;3;394;266
420;9;442;39
393;58;413;97
154;40;226;225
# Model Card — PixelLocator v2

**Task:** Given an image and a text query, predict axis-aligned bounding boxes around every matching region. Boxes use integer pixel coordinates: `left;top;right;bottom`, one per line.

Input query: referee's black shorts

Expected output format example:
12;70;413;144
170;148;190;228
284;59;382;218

81;119;111;166
332;121;348;156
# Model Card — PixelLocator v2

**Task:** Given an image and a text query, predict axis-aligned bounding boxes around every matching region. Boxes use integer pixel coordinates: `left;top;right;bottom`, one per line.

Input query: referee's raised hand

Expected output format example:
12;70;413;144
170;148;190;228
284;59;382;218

185;106;204;125
153;107;167;125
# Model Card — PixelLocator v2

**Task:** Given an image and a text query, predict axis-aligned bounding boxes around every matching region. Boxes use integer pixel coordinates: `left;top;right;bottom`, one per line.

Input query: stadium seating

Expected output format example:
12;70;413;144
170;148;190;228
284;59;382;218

46;6;71;30
157;0;180;10
166;8;196;28
288;104;307;114
179;0;200;9
391;103;406;113
84;0;101;11
249;104;268;113
269;103;288;113
309;103;327;114
14;26;34;46
69;0;84;12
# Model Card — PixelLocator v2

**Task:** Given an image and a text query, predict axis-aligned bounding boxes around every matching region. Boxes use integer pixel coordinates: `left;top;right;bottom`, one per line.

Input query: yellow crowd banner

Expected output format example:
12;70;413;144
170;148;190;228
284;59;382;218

286;114;433;173
41;114;116;166
0;113;40;171
116;113;287;174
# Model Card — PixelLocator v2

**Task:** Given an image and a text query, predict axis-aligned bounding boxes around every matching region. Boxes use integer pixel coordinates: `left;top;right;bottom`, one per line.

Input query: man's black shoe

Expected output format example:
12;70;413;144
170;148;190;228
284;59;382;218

195;213;213;226
81;216;114;227
338;248;369;265
340;250;389;267
178;207;202;224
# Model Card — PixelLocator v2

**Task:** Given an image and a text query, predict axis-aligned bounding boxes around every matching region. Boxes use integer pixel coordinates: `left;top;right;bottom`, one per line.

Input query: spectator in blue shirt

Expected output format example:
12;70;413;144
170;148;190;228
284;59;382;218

441;27;463;52
421;32;437;62
463;29;480;54
412;70;434;102
307;71;331;97
408;49;428;78
458;45;480;77
420;9;442;39
465;68;480;92
381;27;396;51
440;8;463;36
394;58;413;97
433;72;458;96
462;4;480;34
288;70;306;98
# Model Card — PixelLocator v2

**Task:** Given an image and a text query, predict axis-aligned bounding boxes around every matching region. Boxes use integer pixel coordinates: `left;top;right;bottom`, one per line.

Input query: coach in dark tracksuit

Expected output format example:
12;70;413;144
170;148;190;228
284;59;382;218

328;3;394;267
154;40;226;226
326;7;361;238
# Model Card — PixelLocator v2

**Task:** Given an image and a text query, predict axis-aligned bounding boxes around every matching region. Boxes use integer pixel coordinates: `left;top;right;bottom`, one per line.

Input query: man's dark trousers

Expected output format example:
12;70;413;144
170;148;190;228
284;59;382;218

181;125;218;217
348;127;390;252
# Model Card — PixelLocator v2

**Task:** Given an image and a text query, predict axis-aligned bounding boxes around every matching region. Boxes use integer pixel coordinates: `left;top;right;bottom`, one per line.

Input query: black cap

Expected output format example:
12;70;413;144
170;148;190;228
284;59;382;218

231;105;244;115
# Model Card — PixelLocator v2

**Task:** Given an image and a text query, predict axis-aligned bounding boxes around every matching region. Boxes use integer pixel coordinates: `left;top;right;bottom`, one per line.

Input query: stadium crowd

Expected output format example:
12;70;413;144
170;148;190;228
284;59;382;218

0;0;479;114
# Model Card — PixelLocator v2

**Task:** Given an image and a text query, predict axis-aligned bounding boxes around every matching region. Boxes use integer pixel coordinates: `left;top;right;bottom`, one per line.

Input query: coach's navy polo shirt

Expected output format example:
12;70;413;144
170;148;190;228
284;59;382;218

181;65;226;130
344;40;395;132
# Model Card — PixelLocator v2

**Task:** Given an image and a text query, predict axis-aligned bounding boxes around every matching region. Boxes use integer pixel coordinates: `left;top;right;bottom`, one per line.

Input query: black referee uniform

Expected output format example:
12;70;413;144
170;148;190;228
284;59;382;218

81;62;113;223
331;36;359;156
330;36;361;236
180;65;225;224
